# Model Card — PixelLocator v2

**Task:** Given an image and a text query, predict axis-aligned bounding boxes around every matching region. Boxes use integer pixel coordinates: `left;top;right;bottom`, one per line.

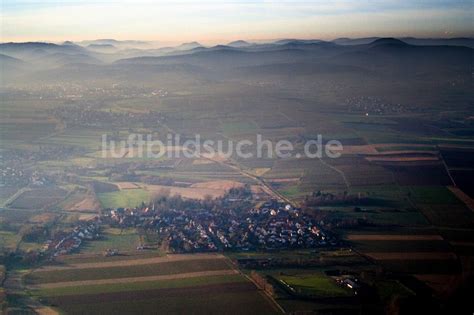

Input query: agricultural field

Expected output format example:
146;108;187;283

388;164;453;186
0;120;57;143
0;230;21;250
26;254;278;314
36;127;109;150
401;186;462;205
79;227;142;254
418;204;474;228
340;183;474;290
450;170;474;199
59;188;101;212
221;120;259;137
0;186;21;205
7;187;68;210
42;282;277;315
145;183;230;200
97;189;151;209
278;273;352;297
0;265;5;309
26;259;232;285
0;32;473;314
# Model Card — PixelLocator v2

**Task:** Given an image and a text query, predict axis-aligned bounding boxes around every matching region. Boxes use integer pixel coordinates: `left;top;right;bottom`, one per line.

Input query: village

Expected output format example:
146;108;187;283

103;199;337;253
40;221;101;259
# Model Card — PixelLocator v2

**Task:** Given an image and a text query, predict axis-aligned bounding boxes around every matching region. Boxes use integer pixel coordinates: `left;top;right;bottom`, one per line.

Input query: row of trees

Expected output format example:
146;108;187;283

144;184;253;212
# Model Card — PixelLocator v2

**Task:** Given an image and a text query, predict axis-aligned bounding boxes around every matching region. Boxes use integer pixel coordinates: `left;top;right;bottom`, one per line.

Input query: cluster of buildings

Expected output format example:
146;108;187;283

105;200;337;253
51;105;164;128
41;221;100;258
11;83;166;100
335;275;361;295
2;146;79;188
0;166;29;187
0;165;54;188
346;96;407;115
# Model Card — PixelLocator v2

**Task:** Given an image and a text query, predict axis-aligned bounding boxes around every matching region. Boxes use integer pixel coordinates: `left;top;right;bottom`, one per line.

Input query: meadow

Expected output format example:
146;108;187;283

97;189;151;209
278;273;352;297
80;228;141;254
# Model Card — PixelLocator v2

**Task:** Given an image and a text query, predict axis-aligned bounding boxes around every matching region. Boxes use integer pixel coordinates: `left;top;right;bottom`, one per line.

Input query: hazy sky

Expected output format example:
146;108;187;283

1;0;473;43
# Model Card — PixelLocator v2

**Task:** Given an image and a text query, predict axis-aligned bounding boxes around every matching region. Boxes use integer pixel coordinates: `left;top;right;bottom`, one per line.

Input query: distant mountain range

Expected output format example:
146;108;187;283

333;37;474;48
1;37;472;83
227;40;253;47
175;42;203;50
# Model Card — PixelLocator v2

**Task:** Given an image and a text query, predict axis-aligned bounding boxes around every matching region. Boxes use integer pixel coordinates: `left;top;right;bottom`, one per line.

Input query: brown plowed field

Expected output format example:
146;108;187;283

365;252;457;260
347;234;443;241
39;253;226;271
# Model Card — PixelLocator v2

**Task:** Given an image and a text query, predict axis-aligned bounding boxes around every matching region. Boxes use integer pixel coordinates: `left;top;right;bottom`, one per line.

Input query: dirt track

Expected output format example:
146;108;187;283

191;180;244;190
447;186;474;212
31;269;239;289
38;253;226;271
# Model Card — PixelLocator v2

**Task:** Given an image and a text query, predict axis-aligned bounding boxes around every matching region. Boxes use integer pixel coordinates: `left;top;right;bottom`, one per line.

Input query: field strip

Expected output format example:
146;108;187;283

375;150;438;155
268;178;300;183
38;253;226;271
414;274;462;295
364;252;457;260
318;157;350;189
346;234;444;241
145;184;226;199
450;241;474;247
365;156;439;162
447;186;474;212
2;187;30;207
30;269;239;289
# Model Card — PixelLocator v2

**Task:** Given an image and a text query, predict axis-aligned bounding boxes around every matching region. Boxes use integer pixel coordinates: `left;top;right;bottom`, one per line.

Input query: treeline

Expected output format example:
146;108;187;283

109;173;175;186
146;185;253;212
250;271;276;296
303;190;391;207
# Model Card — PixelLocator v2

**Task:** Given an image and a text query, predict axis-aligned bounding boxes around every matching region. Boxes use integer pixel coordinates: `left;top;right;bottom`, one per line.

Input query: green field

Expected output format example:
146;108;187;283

80;228;141;254
319;207;429;226
0;121;56;142
403;186;462;205
58;251;164;264
279;273;352;297
278;185;302;199
374;280;414;301
36;127;108;150
221;121;258;137
98;189;151;208
0;230;21;250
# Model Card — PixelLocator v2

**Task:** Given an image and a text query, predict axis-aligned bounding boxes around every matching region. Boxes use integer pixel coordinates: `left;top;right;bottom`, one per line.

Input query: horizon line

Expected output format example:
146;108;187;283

2;35;474;46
